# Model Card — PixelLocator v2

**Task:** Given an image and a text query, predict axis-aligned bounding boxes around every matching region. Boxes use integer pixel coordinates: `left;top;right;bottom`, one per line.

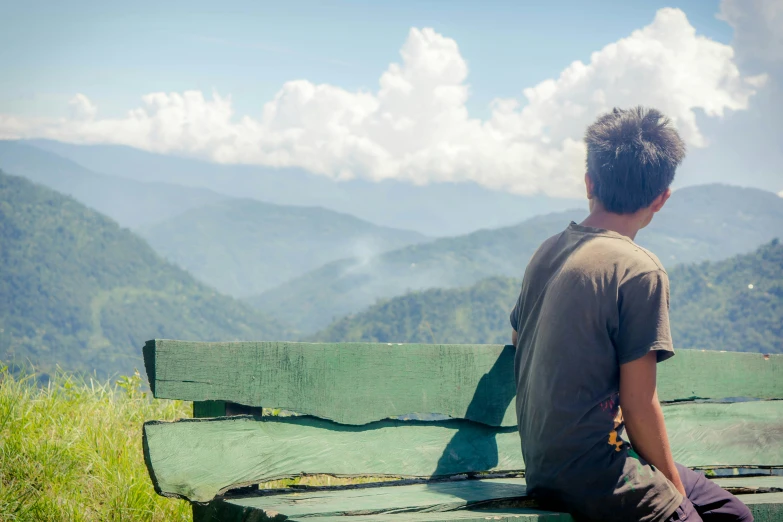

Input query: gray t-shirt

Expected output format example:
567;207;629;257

510;222;683;522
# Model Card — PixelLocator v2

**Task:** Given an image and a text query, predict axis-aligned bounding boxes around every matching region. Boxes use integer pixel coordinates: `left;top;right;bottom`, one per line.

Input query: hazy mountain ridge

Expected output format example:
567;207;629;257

137;198;429;297
251;185;783;334
1;140;431;297
0;170;290;378
23;139;583;236
0;140;229;228
247;209;586;332
313;241;783;354
635;184;783;265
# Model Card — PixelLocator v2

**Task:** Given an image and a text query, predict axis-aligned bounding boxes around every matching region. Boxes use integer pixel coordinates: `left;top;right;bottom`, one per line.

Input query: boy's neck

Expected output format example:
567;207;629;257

580;201;650;241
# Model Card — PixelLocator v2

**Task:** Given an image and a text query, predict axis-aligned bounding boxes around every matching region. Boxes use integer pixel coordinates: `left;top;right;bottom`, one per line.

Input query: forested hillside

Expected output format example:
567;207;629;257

0;171;289;378
253;185;783;334
314;241;783;354
669;239;782;352
313;277;521;345
138;198;428;297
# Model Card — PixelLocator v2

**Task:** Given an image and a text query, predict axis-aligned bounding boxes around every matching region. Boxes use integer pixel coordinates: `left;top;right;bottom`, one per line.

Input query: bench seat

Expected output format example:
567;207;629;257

193;476;783;521
141;341;783;522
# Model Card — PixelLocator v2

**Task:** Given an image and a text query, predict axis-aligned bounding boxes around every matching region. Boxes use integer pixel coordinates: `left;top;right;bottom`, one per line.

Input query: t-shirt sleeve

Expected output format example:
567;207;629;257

616;269;675;365
510;285;524;332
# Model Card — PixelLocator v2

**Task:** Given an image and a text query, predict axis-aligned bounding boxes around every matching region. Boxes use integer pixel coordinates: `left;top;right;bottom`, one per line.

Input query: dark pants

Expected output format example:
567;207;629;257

666;464;754;521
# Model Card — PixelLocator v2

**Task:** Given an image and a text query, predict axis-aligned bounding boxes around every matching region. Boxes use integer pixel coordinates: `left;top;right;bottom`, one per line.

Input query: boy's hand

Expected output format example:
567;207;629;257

620;351;686;498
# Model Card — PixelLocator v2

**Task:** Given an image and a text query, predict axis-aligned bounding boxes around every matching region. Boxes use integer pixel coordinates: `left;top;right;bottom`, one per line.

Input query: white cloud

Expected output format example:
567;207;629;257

0;8;765;198
68;94;98;120
719;0;783;65
778;190;783;198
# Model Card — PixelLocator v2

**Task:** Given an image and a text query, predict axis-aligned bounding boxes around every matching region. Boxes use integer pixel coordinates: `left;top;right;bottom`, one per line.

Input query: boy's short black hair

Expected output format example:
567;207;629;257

584;106;686;214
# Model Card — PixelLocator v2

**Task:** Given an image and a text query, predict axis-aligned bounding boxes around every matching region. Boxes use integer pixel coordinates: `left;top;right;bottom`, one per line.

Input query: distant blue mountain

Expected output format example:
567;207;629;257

23;139;583;236
137;198;429;297
0;140;429;296
0;140;227;228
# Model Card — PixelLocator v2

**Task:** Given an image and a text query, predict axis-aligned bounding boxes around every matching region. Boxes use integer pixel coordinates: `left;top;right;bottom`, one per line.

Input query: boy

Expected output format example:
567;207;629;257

510;107;753;522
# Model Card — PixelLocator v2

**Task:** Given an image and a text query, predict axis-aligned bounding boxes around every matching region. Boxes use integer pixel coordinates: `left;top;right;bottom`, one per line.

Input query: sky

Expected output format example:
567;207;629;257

1;0;781;198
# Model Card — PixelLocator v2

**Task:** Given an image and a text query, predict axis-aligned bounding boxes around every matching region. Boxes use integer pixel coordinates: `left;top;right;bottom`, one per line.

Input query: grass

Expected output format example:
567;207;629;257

0;365;409;521
0;365;191;521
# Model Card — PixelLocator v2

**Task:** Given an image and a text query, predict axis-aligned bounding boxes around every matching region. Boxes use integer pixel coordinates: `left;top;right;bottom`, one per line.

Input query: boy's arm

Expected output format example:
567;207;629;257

615;269;683;495
511;329;518;346
620;351;686;497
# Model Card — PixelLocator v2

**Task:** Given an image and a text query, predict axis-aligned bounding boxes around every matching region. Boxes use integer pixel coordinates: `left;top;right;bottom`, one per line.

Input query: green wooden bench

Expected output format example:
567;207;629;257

142;340;783;521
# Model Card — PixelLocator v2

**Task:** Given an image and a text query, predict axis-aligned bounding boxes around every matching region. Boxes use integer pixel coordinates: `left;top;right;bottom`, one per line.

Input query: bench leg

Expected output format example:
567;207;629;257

193;401;226;418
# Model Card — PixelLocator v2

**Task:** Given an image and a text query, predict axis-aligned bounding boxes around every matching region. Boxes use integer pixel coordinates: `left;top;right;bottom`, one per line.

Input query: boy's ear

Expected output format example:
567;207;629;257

584;172;594;199
650;188;672;213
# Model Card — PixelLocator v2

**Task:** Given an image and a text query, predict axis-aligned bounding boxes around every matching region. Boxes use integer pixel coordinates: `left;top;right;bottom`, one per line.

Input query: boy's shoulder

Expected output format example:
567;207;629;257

566;227;667;275
606;237;666;274
528;224;667;281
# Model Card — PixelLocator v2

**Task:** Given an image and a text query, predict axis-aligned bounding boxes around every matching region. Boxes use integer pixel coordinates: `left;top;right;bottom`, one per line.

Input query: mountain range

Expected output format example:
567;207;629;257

0;140;431;295
0;170;289;378
20;139;583;237
1;139;780;377
137;199;428;297
249;185;783;334
313;241;783;354
0;140;228;229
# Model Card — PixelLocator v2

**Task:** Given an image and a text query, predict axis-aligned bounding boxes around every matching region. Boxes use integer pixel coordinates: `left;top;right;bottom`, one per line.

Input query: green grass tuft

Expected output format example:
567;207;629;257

0;365;190;521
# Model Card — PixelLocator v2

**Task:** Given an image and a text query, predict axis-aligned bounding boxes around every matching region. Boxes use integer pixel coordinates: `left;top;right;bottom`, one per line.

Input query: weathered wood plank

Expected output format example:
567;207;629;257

144;401;783;503
298;493;783;522
193;503;573;522
192;502;287;522
291;510;574;522
740;493;783;522
290;493;783;522
707;467;783;478
712;475;783;493
193;477;783;522
193;495;783;522
666;401;783;469
143;340;783;427
212;478;530;519
144;340;517;426
144;416;523;503
659;349;783;403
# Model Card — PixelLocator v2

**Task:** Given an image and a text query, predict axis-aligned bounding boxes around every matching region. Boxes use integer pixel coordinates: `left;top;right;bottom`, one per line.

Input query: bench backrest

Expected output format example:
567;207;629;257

141;340;783;503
